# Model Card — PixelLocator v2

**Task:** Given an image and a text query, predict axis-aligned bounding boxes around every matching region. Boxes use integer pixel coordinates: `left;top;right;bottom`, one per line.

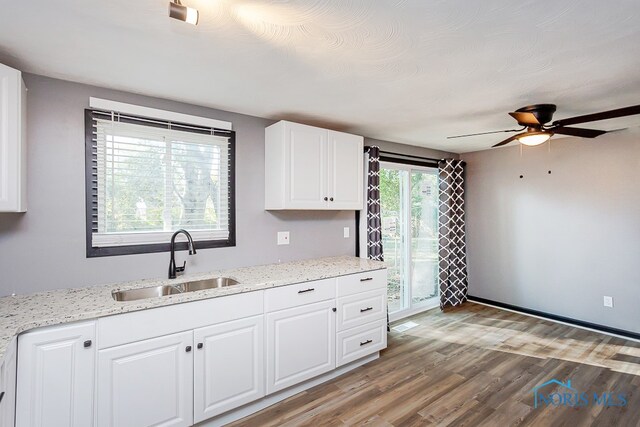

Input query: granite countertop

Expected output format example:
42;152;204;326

0;256;385;361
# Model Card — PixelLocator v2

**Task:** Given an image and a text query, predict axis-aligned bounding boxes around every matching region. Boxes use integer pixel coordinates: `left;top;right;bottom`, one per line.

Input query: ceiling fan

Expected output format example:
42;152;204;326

448;104;640;148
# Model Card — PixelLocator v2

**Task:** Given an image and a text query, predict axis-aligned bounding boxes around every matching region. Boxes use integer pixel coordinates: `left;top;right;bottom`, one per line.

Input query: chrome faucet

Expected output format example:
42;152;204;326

168;229;197;279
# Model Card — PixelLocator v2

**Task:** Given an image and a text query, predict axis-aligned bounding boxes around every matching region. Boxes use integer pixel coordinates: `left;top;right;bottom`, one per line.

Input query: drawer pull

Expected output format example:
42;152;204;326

360;307;374;313
298;288;315;294
360;339;373;346
360;277;373;282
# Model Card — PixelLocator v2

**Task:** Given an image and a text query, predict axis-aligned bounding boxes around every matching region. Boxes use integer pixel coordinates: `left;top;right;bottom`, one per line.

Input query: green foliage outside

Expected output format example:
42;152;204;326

102;134;223;234
380;168;439;312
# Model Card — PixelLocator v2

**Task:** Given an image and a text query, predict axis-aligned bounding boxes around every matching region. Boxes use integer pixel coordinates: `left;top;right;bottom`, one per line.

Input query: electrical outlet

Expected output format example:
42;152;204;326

277;231;290;245
343;227;350;238
603;296;613;308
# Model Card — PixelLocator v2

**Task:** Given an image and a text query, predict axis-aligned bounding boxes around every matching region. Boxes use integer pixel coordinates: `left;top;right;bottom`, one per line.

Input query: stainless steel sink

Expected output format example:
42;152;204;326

112;285;183;301
180;277;240;292
112;277;241;301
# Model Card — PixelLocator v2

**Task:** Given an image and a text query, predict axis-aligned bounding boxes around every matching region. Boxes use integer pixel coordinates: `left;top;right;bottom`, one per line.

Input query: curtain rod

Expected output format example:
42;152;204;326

368;147;442;163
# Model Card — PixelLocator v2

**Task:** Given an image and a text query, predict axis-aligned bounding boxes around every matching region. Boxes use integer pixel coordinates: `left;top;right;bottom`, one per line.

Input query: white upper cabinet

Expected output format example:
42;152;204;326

327;130;364;210
265;121;363;210
0;63;27;212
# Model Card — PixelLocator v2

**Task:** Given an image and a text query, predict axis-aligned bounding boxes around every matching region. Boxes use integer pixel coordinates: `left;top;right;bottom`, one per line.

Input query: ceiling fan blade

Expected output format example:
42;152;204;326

447;128;522;139
551;126;607;138
509;111;540;126
492;133;523;148
553;105;640;127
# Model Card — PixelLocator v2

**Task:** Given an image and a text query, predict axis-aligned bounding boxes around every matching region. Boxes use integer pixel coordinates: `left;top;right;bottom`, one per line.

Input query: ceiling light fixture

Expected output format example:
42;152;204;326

169;0;199;25
517;130;552;146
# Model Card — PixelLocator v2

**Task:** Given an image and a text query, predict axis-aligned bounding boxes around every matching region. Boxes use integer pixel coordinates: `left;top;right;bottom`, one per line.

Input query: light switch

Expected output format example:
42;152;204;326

603;296;613;308
277;231;290;245
343;227;350;238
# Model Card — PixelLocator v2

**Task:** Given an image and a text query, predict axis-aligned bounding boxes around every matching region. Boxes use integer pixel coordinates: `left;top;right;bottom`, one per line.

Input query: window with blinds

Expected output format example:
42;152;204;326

85;109;235;257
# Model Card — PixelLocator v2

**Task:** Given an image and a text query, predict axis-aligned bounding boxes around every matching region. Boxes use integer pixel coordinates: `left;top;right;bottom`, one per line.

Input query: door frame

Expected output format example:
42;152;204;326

379;161;440;322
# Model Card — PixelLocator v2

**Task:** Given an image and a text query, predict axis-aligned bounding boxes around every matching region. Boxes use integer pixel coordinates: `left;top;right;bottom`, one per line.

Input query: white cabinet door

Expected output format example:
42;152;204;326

266;300;335;394
193;316;264;422
327;130;363;210
0;338;16;427
97;331;193;427
0;63;27;212
16;321;96;427
285;122;328;209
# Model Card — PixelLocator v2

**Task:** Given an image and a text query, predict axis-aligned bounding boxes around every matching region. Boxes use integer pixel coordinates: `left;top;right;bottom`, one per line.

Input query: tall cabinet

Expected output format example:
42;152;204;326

0;63;27;212
265;121;363;210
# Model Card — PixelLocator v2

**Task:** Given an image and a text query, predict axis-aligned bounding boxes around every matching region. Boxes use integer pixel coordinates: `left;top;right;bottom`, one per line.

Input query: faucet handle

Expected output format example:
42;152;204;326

175;261;186;273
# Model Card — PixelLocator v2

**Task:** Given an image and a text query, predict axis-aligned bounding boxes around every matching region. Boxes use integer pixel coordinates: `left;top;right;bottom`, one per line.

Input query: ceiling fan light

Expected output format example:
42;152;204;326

517;132;551;146
169;1;199;25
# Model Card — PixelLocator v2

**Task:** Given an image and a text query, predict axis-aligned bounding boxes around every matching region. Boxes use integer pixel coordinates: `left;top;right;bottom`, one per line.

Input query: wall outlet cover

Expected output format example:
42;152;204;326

603;296;613;308
277;231;290;245
343;227;350;238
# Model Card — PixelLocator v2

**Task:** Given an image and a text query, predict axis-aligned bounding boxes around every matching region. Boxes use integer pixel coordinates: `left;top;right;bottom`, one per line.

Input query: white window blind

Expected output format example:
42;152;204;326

88;111;233;249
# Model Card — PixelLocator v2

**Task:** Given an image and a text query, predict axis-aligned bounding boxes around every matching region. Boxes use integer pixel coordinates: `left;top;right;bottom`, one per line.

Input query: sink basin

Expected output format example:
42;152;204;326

112;285;183;302
112;277;241;301
180;277;240;292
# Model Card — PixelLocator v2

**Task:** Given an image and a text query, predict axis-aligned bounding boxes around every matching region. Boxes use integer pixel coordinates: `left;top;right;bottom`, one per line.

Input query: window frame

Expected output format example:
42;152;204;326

84;109;236;258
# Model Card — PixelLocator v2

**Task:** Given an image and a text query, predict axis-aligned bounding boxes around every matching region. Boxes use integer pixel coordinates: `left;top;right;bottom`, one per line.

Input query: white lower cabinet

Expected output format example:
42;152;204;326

16;321;96;427
335;271;388;368
193;315;264;423
12;269;387;426
97;331;194;427
0;339;16;427
266;300;336;394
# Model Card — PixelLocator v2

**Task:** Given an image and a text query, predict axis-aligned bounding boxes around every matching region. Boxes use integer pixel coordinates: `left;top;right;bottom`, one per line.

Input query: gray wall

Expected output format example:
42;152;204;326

461;129;640;333
0;74;455;296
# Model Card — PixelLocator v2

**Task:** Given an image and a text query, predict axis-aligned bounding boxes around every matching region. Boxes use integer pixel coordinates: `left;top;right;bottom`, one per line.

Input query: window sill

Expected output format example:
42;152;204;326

86;238;235;258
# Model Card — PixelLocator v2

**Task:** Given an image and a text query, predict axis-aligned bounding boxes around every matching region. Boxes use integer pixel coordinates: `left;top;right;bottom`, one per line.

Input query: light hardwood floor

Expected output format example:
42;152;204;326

230;302;640;426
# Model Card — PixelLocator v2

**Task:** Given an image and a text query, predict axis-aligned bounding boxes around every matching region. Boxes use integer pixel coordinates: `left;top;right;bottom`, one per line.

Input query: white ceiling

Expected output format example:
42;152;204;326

1;0;640;153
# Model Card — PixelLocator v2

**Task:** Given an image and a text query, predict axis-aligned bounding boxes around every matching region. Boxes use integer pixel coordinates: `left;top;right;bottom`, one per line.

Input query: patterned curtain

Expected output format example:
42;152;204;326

365;146;383;261
438;159;468;310
363;146;389;330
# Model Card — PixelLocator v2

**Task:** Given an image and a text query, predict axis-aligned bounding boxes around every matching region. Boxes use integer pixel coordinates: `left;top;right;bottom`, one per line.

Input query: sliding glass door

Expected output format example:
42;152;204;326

380;162;439;320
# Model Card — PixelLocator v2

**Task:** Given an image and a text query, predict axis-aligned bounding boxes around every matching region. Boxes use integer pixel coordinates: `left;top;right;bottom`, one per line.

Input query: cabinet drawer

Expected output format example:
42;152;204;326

336;319;387;367
265;278;336;312
337;289;386;332
336;269;387;297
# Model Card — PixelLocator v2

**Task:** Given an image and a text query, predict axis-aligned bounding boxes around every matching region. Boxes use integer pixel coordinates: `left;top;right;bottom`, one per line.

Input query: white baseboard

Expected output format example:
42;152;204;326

196;353;380;426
